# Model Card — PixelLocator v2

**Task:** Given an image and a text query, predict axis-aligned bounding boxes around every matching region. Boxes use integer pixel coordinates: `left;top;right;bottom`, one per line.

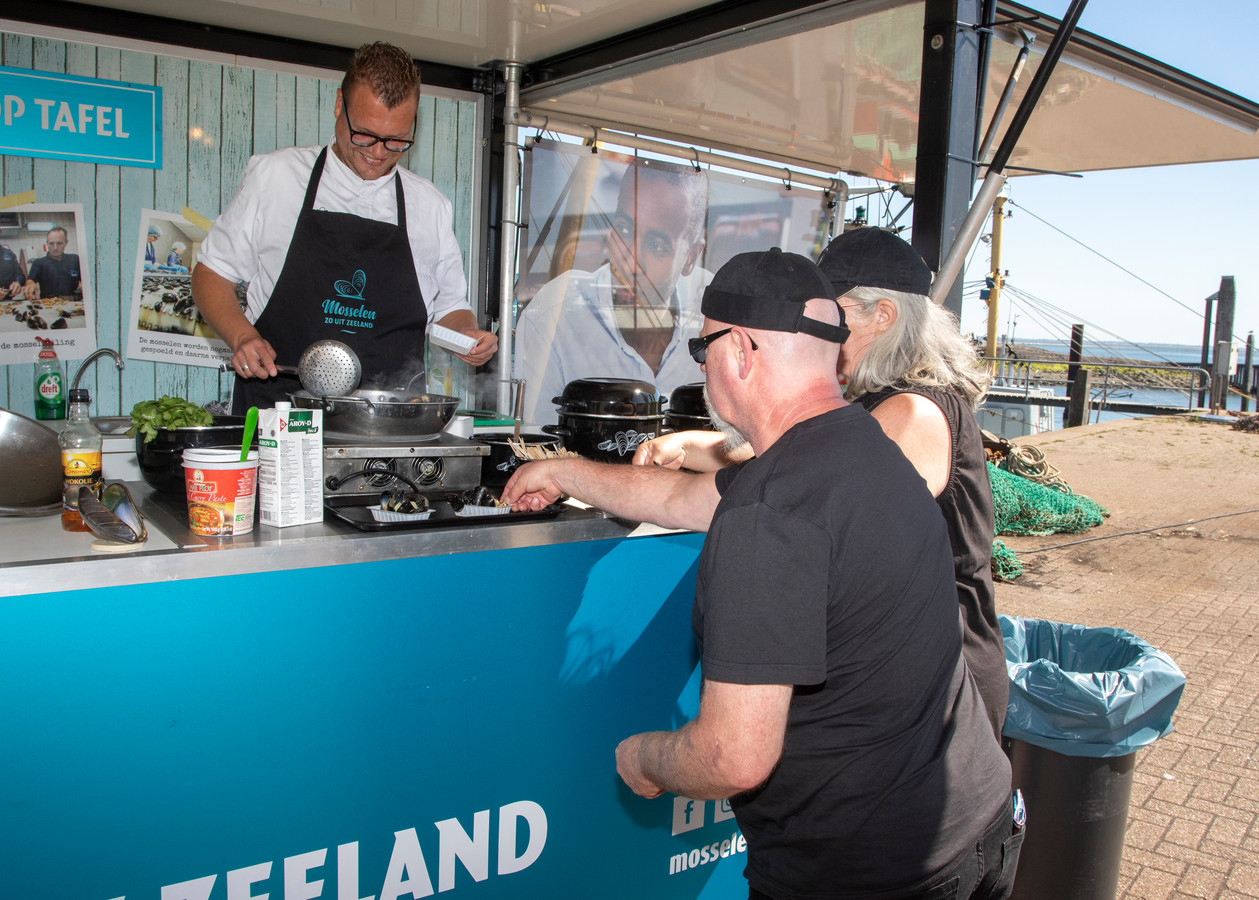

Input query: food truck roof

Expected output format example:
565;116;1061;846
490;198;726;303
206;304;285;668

30;0;1259;184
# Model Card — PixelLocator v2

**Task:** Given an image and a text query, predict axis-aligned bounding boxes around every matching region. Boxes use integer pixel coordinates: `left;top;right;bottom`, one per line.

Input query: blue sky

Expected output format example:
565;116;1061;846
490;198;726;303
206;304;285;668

954;0;1258;348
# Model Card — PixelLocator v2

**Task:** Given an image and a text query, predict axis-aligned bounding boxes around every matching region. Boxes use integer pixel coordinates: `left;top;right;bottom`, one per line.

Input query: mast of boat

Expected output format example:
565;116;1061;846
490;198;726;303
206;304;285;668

984;195;1006;359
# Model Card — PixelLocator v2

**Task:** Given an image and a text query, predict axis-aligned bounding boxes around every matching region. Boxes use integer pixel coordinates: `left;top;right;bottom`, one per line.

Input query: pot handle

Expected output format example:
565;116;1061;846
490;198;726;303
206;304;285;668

324;394;376;411
542;424;570;439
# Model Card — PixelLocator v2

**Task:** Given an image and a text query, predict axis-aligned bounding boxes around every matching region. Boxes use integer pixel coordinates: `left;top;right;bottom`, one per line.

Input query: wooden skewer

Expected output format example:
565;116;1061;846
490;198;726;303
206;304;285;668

507;436;579;461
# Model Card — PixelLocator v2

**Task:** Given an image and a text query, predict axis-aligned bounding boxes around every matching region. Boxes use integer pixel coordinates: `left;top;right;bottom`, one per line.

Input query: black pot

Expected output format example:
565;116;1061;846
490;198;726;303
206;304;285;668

547;378;665;464
135;416;255;494
550;377;664;417
665;382;711;432
474;432;564;489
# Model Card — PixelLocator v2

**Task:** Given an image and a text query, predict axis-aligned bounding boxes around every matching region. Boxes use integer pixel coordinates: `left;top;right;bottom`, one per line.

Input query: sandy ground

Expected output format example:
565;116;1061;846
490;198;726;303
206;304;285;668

994;415;1259;900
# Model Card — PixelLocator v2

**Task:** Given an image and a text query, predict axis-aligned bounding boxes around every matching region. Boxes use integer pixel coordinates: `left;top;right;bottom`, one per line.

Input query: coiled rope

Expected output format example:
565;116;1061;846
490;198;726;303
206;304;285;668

1003;444;1071;493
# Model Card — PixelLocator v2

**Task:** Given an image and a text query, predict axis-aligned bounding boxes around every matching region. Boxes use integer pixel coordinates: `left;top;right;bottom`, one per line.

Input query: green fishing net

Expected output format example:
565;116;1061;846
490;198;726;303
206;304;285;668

987;460;1108;581
991;539;1022;581
989;461;1107;536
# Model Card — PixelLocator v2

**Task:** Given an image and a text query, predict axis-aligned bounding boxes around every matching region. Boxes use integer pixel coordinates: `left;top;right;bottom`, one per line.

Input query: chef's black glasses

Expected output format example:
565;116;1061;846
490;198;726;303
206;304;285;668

343;102;416;153
689;328;757;364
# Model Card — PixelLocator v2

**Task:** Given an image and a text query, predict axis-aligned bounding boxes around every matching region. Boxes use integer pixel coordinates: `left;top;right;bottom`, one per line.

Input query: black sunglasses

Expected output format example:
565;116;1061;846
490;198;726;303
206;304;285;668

689;328;758;365
343;101;416;153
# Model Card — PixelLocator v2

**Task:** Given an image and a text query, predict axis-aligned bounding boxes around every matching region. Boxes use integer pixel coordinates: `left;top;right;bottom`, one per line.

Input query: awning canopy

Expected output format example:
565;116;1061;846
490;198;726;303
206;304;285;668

44;0;1259;184
521;0;1259;184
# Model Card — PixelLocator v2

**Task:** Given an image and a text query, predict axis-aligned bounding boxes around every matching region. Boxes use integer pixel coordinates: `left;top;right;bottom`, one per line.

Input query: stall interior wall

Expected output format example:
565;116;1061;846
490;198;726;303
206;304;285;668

0;31;480;419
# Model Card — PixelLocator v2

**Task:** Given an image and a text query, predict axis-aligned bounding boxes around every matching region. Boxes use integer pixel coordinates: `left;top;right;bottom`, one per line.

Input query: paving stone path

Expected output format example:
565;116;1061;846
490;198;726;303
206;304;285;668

997;415;1259;899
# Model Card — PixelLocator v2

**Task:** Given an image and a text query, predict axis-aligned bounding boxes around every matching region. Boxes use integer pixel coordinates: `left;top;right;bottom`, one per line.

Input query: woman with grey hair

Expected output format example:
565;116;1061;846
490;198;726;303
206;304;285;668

635;228;1006;739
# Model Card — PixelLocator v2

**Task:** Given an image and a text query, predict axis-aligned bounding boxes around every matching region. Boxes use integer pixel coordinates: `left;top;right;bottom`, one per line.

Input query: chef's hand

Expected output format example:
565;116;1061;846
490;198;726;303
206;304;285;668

633;433;689;469
22;282;39;302
616;733;665;799
229;330;278;379
501;460;565;511
454;329;498;367
0;281;19;301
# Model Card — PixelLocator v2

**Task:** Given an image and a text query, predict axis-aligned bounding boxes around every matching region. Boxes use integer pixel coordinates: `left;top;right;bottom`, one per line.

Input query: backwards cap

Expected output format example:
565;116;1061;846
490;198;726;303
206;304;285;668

701;247;848;343
817;227;933;297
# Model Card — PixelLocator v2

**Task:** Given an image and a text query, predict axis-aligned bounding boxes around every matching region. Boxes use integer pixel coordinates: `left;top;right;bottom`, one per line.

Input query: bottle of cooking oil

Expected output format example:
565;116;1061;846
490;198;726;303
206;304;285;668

59;388;102;532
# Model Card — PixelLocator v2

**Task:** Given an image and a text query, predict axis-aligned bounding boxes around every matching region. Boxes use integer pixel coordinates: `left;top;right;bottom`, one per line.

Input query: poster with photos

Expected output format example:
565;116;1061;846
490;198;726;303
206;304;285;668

0;202;98;366
126;208;231;368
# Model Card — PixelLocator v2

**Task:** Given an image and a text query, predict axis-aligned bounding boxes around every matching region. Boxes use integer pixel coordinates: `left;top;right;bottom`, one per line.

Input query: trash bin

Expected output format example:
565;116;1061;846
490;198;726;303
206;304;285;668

1000;616;1185;900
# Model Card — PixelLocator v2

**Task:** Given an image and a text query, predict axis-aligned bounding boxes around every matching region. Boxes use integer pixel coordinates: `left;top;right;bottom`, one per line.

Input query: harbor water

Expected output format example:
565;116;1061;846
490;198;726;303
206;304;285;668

1016;340;1250;427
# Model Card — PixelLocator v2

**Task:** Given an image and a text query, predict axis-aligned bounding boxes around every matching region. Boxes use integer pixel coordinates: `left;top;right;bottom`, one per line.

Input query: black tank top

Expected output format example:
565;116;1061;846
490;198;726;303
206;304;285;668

859;384;1008;739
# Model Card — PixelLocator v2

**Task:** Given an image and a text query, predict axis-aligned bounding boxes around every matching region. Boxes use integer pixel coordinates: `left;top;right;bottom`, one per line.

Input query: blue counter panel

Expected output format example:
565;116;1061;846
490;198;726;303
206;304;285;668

1;531;750;899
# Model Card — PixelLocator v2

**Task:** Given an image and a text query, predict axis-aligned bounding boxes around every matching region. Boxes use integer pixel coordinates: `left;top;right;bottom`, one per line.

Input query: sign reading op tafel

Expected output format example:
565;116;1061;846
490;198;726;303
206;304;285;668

0;65;162;168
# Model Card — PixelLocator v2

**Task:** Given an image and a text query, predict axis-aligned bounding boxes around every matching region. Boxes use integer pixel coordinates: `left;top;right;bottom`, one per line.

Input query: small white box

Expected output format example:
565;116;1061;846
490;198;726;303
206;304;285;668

258;403;324;527
428;324;478;355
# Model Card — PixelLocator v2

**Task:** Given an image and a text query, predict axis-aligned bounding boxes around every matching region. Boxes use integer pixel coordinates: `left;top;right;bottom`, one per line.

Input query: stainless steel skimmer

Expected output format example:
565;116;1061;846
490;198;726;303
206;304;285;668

221;339;362;397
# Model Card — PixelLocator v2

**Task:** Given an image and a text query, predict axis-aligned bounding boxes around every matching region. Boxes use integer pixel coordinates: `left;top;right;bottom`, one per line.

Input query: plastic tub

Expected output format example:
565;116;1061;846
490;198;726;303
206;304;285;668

183;447;260;536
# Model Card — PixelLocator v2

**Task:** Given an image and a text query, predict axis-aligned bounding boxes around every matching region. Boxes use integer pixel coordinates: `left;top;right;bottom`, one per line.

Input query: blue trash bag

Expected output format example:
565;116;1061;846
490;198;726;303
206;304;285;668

1001;616;1186;758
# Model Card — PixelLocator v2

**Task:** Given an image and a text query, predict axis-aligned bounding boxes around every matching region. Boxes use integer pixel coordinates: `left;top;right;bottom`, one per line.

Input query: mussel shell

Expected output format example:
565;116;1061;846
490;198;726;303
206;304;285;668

78;482;147;543
380;489;428;514
462;485;498;508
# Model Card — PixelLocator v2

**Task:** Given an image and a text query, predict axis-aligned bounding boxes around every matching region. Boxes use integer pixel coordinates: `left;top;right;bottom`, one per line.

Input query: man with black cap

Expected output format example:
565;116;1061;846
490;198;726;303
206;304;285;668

633;227;1008;742
503;248;1020;900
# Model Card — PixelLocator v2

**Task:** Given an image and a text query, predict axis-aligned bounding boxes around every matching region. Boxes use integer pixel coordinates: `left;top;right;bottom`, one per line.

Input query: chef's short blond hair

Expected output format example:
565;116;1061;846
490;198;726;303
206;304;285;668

343;42;420;108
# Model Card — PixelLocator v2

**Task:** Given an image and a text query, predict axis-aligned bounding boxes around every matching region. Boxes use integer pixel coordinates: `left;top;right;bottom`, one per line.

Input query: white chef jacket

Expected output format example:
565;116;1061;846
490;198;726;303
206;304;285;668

512;263;712;426
197;140;471;327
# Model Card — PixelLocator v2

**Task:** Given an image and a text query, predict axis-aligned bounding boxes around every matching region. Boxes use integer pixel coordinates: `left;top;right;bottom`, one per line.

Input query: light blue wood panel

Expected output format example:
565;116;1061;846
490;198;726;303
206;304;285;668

295;76;322;147
115;50;158;415
64;41;100;408
31;39;67;205
153;53;191;408
276;72;298;150
252;69;278;155
92;47;123;418
2;34;35;416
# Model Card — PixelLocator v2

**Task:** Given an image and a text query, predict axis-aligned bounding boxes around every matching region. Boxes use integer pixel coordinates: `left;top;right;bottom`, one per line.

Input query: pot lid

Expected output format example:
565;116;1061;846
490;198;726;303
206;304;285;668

553;377;664;416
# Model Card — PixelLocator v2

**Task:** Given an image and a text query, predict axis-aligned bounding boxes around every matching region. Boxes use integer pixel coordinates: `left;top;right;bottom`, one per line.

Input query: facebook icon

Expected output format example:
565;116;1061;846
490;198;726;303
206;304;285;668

671;796;705;834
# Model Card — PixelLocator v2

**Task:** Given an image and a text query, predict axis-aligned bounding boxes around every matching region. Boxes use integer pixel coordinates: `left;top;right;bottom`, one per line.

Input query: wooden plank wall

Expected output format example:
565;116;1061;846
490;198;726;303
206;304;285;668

0;32;481;418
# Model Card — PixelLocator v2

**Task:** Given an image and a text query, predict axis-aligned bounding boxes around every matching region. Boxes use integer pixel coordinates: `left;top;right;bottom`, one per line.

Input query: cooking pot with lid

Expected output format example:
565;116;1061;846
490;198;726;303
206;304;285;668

664;382;712;433
543;377;665;464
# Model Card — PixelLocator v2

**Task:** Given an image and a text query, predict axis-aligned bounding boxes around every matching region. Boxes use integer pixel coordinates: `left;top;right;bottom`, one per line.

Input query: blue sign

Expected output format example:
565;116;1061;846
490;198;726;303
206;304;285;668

0;64;161;168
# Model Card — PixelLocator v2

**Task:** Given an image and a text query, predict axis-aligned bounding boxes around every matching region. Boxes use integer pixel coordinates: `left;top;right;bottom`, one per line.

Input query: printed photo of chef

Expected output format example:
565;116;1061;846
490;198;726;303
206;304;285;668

511;139;839;426
0;205;90;330
126;209;227;368
0;202;100;366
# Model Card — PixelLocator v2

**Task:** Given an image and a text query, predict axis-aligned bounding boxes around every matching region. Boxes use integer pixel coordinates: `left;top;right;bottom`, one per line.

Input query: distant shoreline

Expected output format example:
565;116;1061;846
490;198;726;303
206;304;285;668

995;344;1200;388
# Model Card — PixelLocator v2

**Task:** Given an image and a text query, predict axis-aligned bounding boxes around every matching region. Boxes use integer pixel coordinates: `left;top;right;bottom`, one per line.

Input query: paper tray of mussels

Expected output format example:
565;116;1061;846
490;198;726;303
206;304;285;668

323;491;564;532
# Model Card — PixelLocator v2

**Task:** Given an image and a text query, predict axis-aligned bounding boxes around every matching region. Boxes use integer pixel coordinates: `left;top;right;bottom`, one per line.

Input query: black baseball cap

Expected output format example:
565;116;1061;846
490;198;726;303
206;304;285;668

701;248;848;343
817;227;933;298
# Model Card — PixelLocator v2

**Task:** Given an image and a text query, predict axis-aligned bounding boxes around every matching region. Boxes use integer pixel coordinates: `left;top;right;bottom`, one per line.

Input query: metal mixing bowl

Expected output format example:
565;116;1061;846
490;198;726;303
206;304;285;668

0;409;63;515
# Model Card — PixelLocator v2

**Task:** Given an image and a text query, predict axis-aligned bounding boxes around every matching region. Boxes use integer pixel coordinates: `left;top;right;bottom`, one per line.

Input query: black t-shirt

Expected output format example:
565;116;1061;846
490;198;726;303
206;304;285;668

0;246;24;288
859;384;1007;740
27;253;81;298
704;404;1010;898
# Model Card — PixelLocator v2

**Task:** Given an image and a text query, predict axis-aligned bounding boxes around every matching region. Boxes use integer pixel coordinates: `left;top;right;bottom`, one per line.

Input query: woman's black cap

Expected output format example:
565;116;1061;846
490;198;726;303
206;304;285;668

817;227;933;297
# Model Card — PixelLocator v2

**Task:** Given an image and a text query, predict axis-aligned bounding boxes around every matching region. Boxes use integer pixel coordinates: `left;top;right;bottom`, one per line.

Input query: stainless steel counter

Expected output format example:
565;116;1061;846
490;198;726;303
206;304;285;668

0;483;678;598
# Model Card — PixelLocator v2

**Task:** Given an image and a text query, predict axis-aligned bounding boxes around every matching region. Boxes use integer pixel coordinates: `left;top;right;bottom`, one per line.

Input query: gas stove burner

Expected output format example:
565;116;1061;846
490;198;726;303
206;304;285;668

321;432;487;497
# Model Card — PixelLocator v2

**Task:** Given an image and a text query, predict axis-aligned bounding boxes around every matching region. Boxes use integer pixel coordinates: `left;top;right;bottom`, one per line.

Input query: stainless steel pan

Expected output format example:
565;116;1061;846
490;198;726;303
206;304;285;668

290;390;460;438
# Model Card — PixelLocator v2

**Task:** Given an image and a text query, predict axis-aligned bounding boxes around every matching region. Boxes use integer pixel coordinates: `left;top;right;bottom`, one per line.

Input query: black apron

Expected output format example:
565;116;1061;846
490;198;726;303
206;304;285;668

232;147;428;413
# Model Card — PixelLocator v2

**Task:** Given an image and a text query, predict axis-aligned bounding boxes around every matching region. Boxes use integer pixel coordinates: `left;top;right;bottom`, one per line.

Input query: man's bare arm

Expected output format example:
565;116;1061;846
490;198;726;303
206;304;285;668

193;264;278;378
501;457;721;533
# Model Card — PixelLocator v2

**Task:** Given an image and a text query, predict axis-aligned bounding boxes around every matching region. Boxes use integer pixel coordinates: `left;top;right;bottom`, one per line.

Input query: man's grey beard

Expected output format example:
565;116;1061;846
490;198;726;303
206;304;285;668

703;384;751;454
